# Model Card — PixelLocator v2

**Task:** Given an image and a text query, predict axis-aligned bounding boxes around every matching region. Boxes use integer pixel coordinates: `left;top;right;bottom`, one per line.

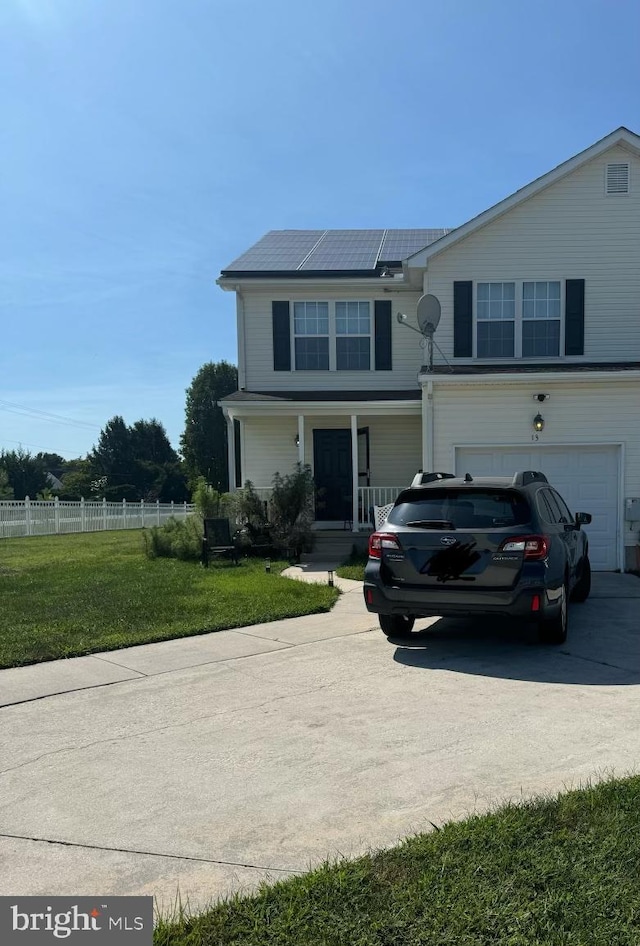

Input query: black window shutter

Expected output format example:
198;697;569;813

374;301;392;370
565;279;585;356
272;301;291;371
453;281;473;357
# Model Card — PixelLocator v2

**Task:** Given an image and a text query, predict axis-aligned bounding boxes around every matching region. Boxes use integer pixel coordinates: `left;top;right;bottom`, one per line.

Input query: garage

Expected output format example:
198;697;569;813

455;445;621;571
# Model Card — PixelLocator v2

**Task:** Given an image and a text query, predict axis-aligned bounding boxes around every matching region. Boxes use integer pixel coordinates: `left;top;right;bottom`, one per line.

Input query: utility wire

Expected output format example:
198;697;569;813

0;399;100;431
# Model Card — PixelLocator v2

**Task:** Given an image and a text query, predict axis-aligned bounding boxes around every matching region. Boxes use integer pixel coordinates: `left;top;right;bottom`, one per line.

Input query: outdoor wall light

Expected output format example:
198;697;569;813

294;434;300;446
533;413;545;432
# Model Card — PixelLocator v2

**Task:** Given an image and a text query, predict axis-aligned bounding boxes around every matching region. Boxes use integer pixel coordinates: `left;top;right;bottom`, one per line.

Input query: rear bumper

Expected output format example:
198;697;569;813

363;577;563;620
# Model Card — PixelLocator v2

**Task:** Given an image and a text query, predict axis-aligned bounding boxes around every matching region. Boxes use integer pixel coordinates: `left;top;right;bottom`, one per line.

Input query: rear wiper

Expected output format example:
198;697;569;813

405;520;455;529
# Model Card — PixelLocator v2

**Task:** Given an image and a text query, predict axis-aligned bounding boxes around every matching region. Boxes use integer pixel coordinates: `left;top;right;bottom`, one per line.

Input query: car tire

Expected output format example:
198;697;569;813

538;581;568;645
379;614;416;638
571;556;591;603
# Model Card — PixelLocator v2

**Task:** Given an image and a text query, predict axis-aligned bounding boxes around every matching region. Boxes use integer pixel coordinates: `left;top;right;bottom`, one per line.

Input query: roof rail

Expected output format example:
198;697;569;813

512;470;549;487
411;471;456;487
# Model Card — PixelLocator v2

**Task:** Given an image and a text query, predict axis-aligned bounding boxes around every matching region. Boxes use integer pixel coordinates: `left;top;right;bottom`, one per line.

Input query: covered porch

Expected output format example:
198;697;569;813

222;391;423;532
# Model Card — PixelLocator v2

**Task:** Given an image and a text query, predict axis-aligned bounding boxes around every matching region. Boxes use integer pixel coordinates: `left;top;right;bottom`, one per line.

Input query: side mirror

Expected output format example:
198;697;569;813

575;512;592;526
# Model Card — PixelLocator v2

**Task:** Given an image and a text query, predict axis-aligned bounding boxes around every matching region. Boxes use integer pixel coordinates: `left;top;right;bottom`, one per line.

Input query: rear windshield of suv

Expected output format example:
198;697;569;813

387;489;531;529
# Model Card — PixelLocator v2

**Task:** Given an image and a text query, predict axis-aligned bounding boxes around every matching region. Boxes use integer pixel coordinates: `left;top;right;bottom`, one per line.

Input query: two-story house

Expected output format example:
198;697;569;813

218;127;640;572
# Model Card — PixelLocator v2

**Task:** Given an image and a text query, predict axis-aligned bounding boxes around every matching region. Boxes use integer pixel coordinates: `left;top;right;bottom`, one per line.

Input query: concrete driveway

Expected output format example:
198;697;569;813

1;571;639;914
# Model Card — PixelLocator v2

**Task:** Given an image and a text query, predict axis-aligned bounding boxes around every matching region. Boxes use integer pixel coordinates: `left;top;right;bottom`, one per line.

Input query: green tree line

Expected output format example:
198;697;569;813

0;360;238;501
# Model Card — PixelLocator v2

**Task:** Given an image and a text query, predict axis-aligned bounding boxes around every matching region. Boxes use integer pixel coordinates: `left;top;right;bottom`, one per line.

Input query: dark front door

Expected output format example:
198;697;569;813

313;429;352;521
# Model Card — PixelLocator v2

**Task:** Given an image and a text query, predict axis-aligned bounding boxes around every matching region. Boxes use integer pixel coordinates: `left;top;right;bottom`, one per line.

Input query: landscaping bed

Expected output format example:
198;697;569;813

0;531;338;668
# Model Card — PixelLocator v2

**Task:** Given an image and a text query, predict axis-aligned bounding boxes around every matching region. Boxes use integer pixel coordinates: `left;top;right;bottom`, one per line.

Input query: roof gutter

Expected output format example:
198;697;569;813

419;370;640;386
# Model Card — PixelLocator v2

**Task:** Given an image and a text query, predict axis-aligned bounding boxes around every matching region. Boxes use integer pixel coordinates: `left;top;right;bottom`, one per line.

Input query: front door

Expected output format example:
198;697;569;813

313;429;352;521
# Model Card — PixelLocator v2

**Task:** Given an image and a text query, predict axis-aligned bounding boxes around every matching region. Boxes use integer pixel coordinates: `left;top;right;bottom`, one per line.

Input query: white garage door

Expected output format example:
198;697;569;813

455;445;620;571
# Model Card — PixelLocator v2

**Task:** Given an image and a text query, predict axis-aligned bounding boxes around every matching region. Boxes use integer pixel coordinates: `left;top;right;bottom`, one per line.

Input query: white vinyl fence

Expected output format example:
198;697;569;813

0;498;195;539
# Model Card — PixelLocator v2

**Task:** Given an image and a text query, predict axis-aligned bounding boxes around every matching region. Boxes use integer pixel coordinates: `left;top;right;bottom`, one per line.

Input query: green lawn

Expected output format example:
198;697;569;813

336;548;367;582
0;531;338;668
155;776;640;945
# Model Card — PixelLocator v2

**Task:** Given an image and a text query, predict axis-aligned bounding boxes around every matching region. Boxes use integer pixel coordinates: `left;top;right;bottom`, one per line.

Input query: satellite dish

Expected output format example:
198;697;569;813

416;294;441;335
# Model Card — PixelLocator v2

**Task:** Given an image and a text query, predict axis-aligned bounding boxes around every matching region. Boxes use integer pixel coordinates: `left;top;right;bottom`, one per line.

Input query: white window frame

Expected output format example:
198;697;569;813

288;300;377;372
473;279;566;360
292;301;330;371
475;281;516;359
335;300;372;371
521;280;562;358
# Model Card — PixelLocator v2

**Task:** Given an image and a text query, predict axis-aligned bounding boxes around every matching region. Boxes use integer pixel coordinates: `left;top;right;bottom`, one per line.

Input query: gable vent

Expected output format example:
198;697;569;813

606;163;630;194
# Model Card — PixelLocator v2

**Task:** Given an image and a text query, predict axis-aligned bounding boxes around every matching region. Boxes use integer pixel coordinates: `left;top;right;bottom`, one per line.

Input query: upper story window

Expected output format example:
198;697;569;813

476;280;562;358
522;281;561;356
290;300;374;371
294;301;329;370
476;282;515;357
336;301;371;370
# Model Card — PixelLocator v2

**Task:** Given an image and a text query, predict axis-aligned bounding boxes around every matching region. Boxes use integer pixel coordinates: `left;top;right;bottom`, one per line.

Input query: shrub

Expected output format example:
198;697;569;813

270;463;315;559
143;516;202;561
192;476;227;520
233;480;268;529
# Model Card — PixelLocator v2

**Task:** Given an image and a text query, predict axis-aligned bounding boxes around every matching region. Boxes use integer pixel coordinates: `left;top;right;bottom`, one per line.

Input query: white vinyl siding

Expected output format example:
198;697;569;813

423;145;640;364
241;288;424;391
240;414;420;489
432;378;640;561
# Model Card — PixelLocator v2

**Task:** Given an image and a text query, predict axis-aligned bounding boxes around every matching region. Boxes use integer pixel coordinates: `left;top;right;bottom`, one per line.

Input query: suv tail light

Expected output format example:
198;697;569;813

368;532;401;559
499;535;549;561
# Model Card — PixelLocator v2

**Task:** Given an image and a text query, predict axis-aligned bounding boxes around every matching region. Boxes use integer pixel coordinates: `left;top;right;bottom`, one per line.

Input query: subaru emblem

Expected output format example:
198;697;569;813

440;536;456;546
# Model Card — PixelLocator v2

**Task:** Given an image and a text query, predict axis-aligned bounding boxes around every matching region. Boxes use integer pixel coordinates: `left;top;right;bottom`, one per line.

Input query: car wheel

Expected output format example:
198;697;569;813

538;581;568;645
379;614;416;638
571;556;591;603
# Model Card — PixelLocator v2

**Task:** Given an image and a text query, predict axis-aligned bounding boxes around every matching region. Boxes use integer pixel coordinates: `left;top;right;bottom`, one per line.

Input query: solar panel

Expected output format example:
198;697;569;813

299;230;384;271
222;230;325;272
380;229;449;261
221;227;452;274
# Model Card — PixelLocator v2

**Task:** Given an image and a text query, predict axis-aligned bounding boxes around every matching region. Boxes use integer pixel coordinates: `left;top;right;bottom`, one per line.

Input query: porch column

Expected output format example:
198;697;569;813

297;414;305;465
226;414;236;492
351;414;359;532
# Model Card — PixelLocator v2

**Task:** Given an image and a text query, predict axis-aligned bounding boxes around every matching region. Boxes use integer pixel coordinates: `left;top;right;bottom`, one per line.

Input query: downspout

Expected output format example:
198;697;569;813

421;378;434;473
236;288;247;390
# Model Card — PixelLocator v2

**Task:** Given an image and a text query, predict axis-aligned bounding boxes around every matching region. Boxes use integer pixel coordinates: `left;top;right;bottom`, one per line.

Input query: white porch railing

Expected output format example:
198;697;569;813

358;487;404;526
0;498;194;539
244;485;404;529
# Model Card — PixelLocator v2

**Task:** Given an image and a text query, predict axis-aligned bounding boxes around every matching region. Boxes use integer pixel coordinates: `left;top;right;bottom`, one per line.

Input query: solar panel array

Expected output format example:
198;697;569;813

379;229;449;262
221;228;450;273
298;230;384;271
223;230;325;273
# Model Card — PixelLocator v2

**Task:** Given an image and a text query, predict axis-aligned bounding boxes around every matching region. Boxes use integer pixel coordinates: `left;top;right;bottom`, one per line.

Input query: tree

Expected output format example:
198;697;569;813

88;415;189;502
0;468;13;499
0;449;48;500
57;459;102;500
130;419;178;466
35;453;66;478
181;361;238;491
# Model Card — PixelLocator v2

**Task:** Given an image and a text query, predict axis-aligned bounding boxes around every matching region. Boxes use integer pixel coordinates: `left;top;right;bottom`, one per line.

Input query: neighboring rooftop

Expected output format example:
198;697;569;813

220;228;451;277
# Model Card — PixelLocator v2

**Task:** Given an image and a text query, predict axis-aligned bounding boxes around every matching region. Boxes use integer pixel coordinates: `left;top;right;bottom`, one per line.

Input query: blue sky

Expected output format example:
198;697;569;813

1;0;639;459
